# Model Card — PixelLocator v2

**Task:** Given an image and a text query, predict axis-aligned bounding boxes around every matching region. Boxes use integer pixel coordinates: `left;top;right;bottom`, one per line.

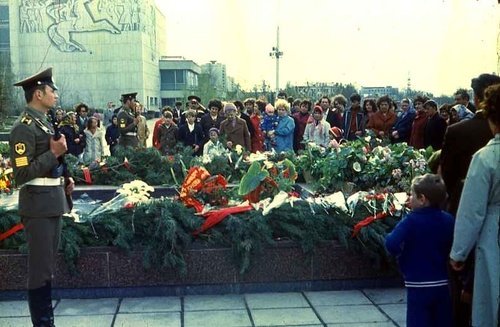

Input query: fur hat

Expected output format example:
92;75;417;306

224;102;237;113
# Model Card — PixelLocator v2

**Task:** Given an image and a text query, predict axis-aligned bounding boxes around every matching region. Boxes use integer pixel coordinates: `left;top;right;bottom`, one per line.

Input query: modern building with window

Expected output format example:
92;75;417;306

159;57;201;107
0;0;9;53
360;86;399;100
201;61;227;100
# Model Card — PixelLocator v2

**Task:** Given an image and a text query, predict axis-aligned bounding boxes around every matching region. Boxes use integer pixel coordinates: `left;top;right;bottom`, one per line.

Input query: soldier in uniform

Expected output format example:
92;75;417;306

117;92;139;147
9;67;74;327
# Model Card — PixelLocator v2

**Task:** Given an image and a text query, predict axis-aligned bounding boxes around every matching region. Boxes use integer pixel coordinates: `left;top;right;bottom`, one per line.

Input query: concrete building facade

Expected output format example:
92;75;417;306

360;86;399;100
8;0;166;110
159;57;201;108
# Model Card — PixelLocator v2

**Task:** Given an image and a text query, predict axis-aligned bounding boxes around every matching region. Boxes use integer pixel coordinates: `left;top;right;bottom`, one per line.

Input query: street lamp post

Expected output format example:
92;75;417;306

269;26;283;96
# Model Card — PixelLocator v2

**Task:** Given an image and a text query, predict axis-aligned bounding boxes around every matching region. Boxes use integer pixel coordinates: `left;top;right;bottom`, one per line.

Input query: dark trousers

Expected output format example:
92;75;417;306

23;216;61;327
22;216;62;289
449;256;474;327
407;286;453;327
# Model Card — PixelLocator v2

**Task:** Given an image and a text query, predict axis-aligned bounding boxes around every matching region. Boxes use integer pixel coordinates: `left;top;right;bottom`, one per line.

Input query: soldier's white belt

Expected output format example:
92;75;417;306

24;177;64;187
125;132;137;136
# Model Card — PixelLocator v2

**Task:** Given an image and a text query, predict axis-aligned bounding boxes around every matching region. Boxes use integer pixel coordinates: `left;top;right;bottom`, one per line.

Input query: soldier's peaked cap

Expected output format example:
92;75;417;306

187;95;201;103
121;92;138;102
13;67;58;91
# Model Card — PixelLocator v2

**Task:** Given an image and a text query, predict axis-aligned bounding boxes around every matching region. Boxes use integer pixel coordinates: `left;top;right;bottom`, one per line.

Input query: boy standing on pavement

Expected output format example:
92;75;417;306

385;174;454;327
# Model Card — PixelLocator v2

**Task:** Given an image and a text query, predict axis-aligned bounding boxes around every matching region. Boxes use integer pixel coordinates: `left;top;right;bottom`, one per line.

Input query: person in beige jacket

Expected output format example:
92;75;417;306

135;102;150;148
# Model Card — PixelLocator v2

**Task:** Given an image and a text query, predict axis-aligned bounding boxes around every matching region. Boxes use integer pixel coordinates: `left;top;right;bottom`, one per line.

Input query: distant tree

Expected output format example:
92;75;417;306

0;52;16;116
197;73;219;104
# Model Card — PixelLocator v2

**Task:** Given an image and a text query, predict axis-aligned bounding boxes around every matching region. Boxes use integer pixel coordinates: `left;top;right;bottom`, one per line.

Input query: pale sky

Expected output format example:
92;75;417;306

155;0;500;96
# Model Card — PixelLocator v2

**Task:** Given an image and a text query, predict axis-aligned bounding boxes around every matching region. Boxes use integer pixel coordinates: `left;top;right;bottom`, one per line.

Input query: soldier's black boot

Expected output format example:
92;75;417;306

28;283;55;327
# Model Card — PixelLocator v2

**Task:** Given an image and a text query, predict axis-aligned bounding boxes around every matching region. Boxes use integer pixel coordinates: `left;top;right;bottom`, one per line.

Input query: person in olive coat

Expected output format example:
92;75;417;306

117;92;139;147
9;67;74;327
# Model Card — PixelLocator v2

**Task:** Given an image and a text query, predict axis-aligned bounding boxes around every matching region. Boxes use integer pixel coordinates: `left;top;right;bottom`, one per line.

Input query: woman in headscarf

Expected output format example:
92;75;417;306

59;111;85;159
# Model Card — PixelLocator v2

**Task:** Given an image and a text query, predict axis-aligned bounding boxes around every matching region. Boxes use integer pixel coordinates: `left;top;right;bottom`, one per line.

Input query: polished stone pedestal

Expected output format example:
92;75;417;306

0;240;400;299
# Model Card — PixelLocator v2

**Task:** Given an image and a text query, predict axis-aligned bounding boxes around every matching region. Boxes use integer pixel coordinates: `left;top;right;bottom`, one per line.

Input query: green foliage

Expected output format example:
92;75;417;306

311;136;431;194
0;194;402;275
208;210;275;274
0;208;24;250
142;201;203;276
0;143;10;157
238;162;269;196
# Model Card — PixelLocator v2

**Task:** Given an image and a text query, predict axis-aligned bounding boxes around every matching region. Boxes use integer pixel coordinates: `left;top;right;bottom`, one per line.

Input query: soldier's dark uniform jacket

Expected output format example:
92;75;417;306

117;92;139;147
10;107;69;217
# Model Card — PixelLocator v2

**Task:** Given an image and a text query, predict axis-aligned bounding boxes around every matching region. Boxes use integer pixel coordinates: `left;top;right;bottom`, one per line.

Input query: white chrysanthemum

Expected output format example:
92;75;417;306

235;144;243;155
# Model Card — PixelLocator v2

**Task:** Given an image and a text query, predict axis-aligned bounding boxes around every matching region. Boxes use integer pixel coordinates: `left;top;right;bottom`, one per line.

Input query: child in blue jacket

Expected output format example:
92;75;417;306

385;173;454;327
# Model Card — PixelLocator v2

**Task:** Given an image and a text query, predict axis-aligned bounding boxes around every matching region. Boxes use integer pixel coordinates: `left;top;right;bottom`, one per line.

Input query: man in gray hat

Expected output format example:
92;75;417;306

10;67;74;327
117;92;139;147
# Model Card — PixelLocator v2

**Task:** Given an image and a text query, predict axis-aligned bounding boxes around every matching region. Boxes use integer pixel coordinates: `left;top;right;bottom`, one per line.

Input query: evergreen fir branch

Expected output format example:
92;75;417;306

0;208;25;249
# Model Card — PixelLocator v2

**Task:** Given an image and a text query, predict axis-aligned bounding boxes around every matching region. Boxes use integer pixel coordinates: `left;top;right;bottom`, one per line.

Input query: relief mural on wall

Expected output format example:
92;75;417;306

18;0;157;53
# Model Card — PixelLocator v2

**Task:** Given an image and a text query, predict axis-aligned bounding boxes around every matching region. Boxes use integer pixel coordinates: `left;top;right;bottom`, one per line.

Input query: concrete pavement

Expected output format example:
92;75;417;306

0;288;407;327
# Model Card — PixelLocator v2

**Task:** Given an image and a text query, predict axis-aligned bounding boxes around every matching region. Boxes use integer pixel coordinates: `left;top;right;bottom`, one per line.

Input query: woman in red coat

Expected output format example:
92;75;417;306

250;104;265;152
409;95;429;149
366;95;397;139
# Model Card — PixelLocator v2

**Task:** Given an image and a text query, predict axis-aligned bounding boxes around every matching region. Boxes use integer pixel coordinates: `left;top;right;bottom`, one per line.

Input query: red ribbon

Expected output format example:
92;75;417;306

0;223;24;241
82;167;93;185
351;205;395;238
192;205;254;236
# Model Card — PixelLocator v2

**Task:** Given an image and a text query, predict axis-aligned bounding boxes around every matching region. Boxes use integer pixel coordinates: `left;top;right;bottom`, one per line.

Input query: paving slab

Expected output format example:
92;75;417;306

119;296;181;313
378;303;406;323
315;304;389;324
251;307;321;326
0;301;30;317
327;323;399;327
55;298;119;315
0;317;33;326
363;288;406;304
184;309;252;327
245;292;309;309
114;312;180;327
184;294;246;311
305;290;372;306
55;314;114;327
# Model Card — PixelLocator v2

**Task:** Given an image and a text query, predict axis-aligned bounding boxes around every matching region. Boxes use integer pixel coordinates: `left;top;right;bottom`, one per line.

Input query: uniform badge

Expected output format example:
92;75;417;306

120;118;126;128
15;156;28;167
15;143;26;155
20;116;32;125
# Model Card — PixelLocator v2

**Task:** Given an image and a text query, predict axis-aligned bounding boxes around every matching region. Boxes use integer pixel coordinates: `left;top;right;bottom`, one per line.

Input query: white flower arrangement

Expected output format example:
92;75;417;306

116;180;155;204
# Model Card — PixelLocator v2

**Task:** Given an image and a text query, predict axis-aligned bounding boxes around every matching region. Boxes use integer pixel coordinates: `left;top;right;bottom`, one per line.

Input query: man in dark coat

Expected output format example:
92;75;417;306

342;93;365;141
441;73;500;327
178;109;204;155
10;67;74;327
423;100;447;150
320;96;342;129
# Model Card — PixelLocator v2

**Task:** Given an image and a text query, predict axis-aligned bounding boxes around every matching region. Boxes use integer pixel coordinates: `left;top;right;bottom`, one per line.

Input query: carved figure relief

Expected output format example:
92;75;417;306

46;0;121;52
17;0;156;53
19;0;45;33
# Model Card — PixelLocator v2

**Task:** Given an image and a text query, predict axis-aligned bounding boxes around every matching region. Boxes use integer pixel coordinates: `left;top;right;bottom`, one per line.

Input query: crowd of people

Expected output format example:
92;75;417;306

9;65;500;327
46;83;481;167
385;73;500;327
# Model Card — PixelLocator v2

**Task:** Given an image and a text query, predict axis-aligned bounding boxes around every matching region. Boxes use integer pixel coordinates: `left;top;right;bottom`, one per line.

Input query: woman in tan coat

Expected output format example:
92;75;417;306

219;102;251;151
